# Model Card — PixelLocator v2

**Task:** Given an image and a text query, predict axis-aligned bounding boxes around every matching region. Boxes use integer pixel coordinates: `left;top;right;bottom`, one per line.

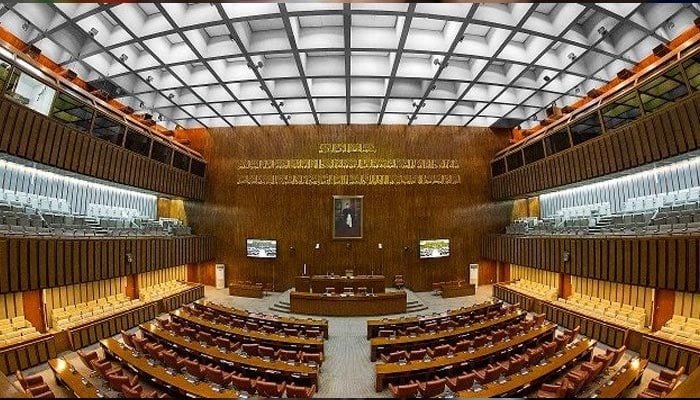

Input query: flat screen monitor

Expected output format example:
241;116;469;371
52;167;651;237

246;239;277;258
419;239;450;259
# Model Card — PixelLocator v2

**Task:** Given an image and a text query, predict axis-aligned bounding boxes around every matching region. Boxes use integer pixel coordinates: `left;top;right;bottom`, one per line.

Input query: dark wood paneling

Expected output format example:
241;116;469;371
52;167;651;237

0;99;205;200
0;236;212;293
493;91;700;199
187;125;511;292
483;234;700;293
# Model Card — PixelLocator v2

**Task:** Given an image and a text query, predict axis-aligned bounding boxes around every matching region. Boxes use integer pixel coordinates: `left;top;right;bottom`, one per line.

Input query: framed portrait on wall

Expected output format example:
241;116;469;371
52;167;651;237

333;195;363;239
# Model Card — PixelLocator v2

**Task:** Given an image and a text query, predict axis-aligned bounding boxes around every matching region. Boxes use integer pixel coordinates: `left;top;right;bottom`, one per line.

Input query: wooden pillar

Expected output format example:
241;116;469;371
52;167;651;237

187;263;199;283
22;290;46;333
560;273;572;299
125;274;138;300
496;262;510;283
652;289;675;331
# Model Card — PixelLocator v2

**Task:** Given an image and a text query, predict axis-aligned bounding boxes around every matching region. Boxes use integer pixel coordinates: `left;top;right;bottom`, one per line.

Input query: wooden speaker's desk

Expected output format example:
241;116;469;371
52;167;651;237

290;291;406;316
228;283;263;298
440;282;476;298
295;275;385;293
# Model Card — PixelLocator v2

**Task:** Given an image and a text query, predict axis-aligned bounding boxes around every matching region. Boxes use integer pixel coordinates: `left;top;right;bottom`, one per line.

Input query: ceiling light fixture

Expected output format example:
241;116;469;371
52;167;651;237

597;26;607;37
248;60;264;70
120;53;128;62
146;75;153;82
567;52;576;61
168;93;175;100
666;20;675;30
543;75;551;82
21;22;29;32
406;114;417;121
89;27;99;37
280;114;291;121
139;101;145;108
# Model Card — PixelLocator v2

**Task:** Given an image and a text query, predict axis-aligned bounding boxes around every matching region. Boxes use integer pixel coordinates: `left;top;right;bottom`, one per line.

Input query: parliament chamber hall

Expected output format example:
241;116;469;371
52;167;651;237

0;1;697;398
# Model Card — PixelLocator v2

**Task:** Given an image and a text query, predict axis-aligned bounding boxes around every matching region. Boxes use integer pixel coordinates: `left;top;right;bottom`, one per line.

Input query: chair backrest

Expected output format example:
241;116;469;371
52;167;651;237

205;366;225;384
396;383;418;397
542;341;557;358
122;385;142;398
185;359;203;377
409;349;427;360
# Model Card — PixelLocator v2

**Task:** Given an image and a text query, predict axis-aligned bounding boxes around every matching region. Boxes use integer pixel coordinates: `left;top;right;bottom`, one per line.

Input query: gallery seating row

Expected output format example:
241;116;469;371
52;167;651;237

655;315;700;348
366;299;505;339
556;293;647;329
139;281;191;303
50;294;141;330
507;279;558;301
0;316;41;347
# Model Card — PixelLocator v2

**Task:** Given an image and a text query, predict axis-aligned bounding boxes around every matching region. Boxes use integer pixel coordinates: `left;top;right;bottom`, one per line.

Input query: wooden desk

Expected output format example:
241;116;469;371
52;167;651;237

455;337;597;398
170;309;324;353
48;358;101;398
295;275;385;293
140;323;319;387
375;322;556;391
440;282;476;298
290;291;405;316
228;283;263;298
0;371;28;398
366;299;502;339
370;310;526;361
100;338;239;398
594;357;648;398
195;300;329;339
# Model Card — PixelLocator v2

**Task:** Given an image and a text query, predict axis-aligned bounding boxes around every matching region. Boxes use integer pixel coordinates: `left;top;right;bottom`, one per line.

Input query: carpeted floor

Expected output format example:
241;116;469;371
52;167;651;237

8;284;686;398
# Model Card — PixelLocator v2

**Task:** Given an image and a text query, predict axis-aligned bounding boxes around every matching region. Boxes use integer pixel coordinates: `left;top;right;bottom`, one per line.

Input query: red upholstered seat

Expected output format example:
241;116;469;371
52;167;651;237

409;348;427;361
286;383;316;398
231;374;257;395
427;344;450;358
256;379;286;397
388;382;418;398
446;372;476;391
475;364;504;384
106;372;139;393
416;378;446;398
381;350;408;363
77;349;99;372
535;383;568;398
204;366;232;387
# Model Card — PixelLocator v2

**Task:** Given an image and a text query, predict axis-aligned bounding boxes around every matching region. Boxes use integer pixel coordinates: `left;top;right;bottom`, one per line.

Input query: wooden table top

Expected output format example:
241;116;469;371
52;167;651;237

301;275;385;281
455;337;597;398
375;322;555;376
140;323;319;379
100;338;239;398
0;371;28;398
594;357;648;398
48;358;101;398
171;309;324;349
196;300;329;329
290;291;405;300
367;299;501;328
371;310;525;348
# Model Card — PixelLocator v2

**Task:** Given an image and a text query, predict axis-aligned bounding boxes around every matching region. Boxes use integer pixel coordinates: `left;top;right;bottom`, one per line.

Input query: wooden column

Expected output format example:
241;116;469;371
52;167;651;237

652;289;676;331
478;259;498;286
125;274;138;300
22;290;46;333
496;261;510;283
560;273;572;299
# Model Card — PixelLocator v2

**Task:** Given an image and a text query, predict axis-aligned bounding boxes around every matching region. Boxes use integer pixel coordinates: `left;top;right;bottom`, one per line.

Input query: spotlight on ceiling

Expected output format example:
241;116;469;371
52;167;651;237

574;87;581;94
431;84;437;91
120;53;128;62
146;75;153;83
543;75;551;82
567;52;576;61
21;21;29;32
168;93;175;100
280;114;291;121
666;20;675;30
157;114;163;121
139;101;145;108
89;27;99;37
597;26;607;37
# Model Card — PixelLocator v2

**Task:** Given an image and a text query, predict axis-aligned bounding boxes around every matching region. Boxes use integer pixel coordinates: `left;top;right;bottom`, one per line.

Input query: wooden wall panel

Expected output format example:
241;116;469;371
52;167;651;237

187;125;511;292
492;91;700;199
137;265;187;289
0;236;212;293
483;234;699;293
0;99;205;200
674;292;700;318
509;265;558;288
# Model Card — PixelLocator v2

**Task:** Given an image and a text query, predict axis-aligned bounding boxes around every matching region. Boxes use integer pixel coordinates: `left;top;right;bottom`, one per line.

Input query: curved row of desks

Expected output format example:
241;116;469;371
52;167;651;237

370;310;526;361
170;309;324;353
100;337;240;398
194;300;329;339
289;291;406;316
455;337;597;398
374;322;556;391
140;322;319;388
48;358;101;398
366;299;503;339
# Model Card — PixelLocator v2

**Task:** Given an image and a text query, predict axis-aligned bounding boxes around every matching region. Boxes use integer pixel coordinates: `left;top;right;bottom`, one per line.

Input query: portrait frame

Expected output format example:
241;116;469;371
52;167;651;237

333;195;364;239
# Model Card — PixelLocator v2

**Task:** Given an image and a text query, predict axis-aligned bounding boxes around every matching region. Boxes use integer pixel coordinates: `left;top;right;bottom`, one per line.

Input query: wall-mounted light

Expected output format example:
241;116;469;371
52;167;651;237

562;250;570;263
378;243;383;249
125;253;133;263
314;243;320;249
